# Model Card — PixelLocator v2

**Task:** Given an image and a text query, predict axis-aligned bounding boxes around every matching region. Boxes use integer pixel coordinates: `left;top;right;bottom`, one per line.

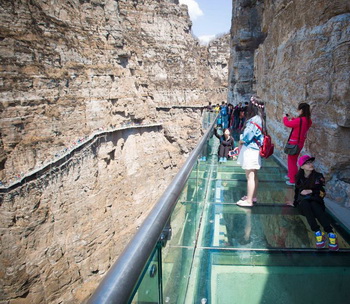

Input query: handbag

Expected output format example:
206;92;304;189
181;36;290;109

284;118;302;155
284;143;299;155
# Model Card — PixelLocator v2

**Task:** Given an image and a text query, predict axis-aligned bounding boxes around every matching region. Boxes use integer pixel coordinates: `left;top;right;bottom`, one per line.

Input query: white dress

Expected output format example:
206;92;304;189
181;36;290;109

237;144;261;170
237;115;263;170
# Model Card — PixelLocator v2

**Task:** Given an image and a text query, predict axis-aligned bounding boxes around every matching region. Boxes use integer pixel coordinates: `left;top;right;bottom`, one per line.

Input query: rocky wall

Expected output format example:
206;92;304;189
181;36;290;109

0;0;229;302
230;0;350;205
0;0;229;182
228;0;264;104
0;108;203;303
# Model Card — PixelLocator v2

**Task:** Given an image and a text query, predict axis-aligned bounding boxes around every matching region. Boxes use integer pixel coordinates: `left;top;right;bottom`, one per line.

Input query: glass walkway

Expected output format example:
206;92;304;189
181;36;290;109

88;114;350;304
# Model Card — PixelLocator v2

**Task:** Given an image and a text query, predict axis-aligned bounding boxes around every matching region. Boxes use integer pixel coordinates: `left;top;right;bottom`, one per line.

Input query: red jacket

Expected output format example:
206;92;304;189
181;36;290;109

283;116;312;145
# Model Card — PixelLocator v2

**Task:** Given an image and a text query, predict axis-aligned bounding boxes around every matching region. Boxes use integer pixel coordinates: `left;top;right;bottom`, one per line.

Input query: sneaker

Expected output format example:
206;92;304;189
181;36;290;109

223;157;227;162
315;231;326;248
328;233;339;251
284;175;289;180
286;181;295;186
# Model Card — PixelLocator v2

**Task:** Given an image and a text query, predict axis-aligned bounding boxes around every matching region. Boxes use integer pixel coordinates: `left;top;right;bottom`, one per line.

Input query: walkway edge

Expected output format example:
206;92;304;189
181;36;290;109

325;198;350;232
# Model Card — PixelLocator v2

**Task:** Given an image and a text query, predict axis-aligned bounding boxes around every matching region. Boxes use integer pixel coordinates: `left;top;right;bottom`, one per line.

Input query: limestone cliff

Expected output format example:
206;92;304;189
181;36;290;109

229;0;350;205
0;0;230;182
0;0;229;303
228;0;264;103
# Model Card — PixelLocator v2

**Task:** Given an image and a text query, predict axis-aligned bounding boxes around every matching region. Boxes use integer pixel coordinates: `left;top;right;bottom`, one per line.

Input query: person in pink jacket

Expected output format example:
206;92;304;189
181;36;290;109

283;103;312;185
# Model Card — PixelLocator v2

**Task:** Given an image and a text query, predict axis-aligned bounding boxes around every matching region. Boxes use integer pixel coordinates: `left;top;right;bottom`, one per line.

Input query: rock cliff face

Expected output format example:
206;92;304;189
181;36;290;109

228;0;264;103
0;120;203;303
0;0;229;303
229;0;350;205
0;0;230;182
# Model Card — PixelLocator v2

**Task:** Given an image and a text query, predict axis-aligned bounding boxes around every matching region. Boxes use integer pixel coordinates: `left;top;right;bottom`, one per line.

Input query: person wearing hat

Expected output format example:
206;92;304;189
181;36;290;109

293;155;339;250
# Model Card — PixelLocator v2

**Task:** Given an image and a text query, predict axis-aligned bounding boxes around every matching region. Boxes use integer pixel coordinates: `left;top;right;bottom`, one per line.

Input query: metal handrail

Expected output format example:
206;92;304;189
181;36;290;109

88;117;216;304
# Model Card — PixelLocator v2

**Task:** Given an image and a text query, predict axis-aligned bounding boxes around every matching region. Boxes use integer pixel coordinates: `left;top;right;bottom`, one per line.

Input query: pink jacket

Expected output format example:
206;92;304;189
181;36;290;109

283;116;312;145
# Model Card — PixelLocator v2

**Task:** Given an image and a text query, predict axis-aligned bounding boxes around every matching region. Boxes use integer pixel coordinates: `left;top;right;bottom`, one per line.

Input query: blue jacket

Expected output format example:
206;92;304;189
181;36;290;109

241;115;264;150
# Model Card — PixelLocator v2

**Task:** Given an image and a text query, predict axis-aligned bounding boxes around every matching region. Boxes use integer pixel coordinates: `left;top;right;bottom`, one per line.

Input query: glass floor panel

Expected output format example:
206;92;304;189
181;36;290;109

200;204;350;250
191;249;350;304
162;132;350;304
208;180;292;204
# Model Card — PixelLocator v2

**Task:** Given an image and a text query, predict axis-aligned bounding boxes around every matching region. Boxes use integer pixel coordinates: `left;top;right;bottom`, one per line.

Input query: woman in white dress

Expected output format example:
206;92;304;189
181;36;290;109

236;96;265;207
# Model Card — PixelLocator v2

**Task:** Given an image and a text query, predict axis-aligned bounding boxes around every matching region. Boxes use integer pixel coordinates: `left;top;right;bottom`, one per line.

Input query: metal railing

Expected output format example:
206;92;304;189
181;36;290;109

88;116;216;304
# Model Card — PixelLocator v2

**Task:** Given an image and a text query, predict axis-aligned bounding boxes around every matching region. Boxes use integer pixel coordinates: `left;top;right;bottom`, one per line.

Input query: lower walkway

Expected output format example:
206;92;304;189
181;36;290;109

160;130;350;304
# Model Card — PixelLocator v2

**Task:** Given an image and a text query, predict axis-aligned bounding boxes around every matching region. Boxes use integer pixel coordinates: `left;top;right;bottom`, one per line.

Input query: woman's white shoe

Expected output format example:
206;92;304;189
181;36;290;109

236;199;254;207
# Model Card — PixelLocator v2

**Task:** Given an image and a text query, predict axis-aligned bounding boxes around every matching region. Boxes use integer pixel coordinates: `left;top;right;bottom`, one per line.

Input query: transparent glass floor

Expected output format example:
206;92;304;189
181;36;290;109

161;133;350;304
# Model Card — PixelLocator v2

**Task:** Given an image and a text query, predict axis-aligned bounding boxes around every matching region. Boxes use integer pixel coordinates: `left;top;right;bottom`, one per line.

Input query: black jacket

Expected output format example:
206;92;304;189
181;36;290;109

214;129;234;148
293;171;326;206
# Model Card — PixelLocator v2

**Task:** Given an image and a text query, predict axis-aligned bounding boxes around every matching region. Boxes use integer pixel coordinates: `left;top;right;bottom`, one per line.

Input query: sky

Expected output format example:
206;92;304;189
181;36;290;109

179;0;232;44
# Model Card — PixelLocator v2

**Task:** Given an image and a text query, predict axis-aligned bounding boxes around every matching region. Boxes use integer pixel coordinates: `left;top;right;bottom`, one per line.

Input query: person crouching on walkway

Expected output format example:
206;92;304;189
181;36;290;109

283;103;312;185
293;155;338;251
214;127;234;163
236;95;265;207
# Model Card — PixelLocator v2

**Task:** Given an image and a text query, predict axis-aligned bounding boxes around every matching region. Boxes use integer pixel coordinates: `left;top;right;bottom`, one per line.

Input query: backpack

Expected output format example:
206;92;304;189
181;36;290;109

217;117;222;126
220;106;228;116
250;122;274;159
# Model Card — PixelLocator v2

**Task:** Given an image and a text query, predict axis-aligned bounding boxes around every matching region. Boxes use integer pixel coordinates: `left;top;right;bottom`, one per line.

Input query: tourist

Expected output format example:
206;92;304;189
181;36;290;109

214;104;220;113
236;109;245;132
227;103;234;128
220;102;229;129
293;155;338;250
206;101;213;112
232;102;243;130
243;101;249;117
236;95;265;207
283;103;312;185
214;127;234;163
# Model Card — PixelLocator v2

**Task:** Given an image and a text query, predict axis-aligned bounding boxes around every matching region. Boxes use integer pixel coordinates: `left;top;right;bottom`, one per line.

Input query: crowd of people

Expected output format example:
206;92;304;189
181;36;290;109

207;101;249;134
206;97;339;251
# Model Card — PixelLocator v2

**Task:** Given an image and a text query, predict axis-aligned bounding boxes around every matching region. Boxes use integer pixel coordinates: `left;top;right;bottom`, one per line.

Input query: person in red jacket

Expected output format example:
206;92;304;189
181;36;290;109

283;103;312;185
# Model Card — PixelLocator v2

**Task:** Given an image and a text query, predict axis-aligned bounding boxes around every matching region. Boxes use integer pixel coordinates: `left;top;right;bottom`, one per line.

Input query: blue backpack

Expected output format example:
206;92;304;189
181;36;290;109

220;106;228;116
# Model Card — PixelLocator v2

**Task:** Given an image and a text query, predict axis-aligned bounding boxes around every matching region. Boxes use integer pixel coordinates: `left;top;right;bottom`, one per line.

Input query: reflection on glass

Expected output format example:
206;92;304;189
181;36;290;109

130;246;160;304
162;247;194;304
202;204;350;250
